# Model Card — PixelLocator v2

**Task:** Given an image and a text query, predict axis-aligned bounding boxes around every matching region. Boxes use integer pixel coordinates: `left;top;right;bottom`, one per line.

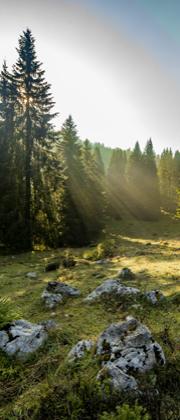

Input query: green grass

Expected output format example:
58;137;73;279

0;215;180;419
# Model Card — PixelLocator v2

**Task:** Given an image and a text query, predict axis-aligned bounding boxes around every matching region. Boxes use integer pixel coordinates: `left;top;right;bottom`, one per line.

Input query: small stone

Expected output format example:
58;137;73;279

45;261;60;272
95;259;108;265
26;272;38;279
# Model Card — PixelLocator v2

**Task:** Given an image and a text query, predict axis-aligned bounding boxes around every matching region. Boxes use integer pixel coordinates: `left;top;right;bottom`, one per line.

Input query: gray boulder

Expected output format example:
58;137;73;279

144;290;165;304
96;316;165;392
0;320;48;360
84;279;140;303
68;339;94;361
42;281;80;309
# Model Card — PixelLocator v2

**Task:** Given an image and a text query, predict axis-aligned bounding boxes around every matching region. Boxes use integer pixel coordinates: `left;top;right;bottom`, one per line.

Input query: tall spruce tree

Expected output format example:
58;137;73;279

81;141;105;240
0;61;20;247
58;116;88;245
13;28;57;249
107;148;127;219
127;141;143;217
158;149;175;211
141;139;160;220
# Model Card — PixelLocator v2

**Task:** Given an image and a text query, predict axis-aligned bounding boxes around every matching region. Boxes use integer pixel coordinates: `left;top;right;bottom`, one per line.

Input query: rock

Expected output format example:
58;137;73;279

26;272;38;279
97;363;138;391
118;268;135;280
45;261;60;272
0;320;48;360
67;317;165;393
62;258;76;268
84;279;140;303
68;339;94;361
95;259;108;265
144;290;165;304
96;316;165;392
42;281;80;309
47;281;80;297
41;290;63;309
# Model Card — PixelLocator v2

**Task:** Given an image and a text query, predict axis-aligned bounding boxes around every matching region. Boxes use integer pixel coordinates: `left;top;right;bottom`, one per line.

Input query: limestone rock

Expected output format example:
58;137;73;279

84;279;140;303
42;281;80;309
96;316;165;392
41;290;63;309
144;290;165;304
68;339;94;361
47;281;80;297
0;320;48;360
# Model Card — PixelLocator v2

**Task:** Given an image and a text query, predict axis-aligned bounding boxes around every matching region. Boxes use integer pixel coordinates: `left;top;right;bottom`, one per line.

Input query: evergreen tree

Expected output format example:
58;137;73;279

81;141;105;240
58;116;88;245
0;61;20;247
13;28;57;249
141;139;160;220
107;148;127;219
126;141;143;217
158;149;175;211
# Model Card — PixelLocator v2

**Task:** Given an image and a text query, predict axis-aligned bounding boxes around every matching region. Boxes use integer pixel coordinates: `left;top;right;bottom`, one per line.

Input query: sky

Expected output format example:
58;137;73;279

0;0;180;153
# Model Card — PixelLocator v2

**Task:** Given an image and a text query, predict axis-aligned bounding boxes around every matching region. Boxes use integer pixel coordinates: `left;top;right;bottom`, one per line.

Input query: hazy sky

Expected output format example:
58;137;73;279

0;0;180;152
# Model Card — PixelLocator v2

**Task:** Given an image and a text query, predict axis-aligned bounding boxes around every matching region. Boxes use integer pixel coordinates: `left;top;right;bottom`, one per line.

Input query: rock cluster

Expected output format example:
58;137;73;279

68;317;165;392
42;281;81;308
0;320;50;360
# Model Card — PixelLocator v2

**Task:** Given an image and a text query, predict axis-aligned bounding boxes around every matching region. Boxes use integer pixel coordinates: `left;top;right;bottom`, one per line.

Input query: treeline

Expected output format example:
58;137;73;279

0;29;179;252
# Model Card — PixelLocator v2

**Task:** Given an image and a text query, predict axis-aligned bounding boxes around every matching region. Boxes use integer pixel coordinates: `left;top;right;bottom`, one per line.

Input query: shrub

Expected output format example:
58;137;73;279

83;239;116;260
99;403;150;420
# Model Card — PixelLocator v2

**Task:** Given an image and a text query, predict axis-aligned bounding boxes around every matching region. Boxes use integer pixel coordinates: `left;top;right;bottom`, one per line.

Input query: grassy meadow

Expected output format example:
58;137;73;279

0;215;180;419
